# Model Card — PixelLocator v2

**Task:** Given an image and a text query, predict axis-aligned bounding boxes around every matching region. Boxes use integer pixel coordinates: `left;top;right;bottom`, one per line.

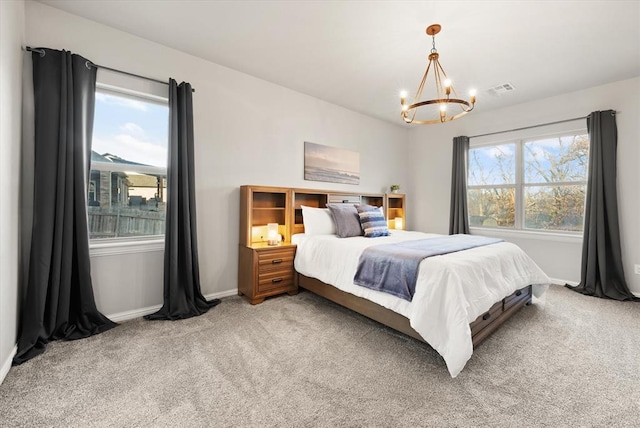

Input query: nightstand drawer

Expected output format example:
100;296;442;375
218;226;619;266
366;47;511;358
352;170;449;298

258;259;294;274
257;270;294;293
257;248;295;269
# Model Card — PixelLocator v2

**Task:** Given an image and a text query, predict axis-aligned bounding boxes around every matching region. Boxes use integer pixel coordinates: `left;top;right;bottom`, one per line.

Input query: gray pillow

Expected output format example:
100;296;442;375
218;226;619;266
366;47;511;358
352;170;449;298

327;203;363;238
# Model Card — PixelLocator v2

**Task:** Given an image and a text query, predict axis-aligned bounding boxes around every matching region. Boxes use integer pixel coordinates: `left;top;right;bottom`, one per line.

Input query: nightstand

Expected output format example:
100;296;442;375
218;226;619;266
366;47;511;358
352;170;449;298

238;243;298;304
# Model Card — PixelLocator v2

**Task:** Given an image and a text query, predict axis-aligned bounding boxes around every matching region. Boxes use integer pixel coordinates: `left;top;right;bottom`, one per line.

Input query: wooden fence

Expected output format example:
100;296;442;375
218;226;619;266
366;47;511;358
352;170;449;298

88;207;165;239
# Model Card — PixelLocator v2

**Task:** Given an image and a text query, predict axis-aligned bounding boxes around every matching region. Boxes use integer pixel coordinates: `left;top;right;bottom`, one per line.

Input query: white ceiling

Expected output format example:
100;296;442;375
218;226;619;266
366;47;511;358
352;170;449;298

39;1;640;125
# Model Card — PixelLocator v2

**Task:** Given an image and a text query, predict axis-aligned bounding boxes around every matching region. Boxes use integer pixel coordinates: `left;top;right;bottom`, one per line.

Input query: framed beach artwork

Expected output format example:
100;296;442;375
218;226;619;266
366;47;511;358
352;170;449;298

304;141;360;185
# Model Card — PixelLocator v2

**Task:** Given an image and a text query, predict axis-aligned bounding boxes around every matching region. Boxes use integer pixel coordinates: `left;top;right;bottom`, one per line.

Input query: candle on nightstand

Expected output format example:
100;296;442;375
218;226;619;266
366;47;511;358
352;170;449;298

267;223;279;245
394;217;403;230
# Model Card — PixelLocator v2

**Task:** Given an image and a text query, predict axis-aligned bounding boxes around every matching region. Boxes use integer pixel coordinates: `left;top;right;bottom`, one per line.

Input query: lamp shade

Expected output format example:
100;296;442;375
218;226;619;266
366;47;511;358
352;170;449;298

394;217;404;230
267;223;279;245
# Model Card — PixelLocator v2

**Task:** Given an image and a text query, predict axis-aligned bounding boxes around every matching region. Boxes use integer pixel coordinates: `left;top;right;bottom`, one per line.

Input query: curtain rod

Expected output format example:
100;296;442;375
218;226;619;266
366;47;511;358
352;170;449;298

469;116;588;139
25;46;195;92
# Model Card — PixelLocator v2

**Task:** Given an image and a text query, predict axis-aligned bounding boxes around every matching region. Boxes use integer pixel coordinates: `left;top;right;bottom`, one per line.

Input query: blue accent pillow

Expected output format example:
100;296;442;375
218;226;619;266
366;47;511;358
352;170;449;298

356;204;390;238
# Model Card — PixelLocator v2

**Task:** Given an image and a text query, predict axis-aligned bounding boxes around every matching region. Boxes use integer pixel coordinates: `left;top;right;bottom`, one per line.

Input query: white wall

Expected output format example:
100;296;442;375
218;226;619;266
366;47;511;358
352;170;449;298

408;77;640;294
0;0;25;383
24;1;409;317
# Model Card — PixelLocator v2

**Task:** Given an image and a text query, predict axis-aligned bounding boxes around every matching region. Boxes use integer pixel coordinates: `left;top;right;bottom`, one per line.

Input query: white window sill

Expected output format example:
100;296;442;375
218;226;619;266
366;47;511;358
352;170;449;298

470;227;583;243
89;236;164;257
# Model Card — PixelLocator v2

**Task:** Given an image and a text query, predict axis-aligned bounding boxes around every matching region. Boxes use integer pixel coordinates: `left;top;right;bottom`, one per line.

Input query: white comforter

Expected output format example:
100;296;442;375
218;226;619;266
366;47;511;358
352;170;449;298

292;230;550;377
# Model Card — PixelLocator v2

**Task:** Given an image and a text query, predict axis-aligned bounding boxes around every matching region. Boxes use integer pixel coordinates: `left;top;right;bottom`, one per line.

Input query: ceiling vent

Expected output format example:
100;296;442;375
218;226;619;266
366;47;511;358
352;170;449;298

485;82;515;96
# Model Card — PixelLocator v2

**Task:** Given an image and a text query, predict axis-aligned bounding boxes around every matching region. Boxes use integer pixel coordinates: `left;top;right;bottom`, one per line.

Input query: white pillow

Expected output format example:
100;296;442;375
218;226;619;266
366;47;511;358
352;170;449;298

301;205;336;235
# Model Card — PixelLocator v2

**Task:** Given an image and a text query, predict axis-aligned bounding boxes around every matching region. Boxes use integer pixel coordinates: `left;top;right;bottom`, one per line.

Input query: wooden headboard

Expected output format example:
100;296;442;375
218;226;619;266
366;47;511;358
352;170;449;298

290;188;385;236
239;185;404;246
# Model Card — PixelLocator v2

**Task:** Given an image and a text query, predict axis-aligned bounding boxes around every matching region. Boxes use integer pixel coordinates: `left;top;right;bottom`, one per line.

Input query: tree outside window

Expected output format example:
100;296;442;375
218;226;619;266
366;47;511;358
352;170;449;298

468;133;589;233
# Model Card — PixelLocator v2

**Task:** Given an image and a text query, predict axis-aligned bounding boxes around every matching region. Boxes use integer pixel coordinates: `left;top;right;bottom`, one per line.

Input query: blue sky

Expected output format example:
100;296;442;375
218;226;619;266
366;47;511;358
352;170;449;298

469;135;588;186
468;143;515;185
92;91;168;167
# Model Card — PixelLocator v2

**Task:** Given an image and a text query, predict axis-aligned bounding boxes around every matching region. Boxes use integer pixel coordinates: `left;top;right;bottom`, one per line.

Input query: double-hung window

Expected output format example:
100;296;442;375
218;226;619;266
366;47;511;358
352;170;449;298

468;131;589;233
89;86;169;240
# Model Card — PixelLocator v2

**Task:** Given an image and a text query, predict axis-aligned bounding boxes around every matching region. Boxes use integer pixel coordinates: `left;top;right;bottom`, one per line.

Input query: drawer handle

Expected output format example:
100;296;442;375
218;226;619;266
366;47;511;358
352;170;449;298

515;290;522;296
271;259;283;264
272;278;283;283
482;312;491;321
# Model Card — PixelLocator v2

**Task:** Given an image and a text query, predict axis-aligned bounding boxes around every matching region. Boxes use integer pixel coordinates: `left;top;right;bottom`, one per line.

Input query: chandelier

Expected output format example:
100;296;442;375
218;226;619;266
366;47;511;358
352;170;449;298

400;24;476;124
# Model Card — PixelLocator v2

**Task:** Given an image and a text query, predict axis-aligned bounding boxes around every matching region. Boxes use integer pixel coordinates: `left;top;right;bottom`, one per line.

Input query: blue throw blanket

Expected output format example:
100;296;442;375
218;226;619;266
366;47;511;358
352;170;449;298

353;234;503;301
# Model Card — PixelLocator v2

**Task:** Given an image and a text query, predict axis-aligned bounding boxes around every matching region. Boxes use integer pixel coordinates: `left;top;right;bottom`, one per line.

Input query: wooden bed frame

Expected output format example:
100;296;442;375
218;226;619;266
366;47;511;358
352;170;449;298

297;273;532;348
238;184;535;349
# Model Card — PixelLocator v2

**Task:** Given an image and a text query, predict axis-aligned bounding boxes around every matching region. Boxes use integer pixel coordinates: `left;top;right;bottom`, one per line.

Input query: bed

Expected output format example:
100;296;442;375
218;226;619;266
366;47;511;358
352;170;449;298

292;230;550;377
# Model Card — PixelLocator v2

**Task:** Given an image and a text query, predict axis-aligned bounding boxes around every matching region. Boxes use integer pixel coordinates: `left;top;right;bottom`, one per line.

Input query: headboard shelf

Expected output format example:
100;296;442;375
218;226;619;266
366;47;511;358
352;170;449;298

385;193;406;230
239;185;406;246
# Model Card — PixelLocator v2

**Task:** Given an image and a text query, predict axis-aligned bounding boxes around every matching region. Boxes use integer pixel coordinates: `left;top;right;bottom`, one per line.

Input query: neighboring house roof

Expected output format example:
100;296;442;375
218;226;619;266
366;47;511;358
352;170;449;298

101;152;149;166
91;151;152;167
91;151;111;163
91;151;165;180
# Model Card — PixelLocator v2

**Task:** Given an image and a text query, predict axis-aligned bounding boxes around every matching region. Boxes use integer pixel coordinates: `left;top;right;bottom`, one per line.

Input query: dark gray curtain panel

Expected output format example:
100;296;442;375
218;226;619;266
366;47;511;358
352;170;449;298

567;110;636;300
449;136;470;235
14;49;116;365
145;79;220;320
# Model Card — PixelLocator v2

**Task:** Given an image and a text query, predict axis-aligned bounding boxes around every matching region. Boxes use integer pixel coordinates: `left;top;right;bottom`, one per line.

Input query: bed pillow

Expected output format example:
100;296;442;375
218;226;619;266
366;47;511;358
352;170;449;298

356;204;390;238
301;205;336;235
326;203;363;238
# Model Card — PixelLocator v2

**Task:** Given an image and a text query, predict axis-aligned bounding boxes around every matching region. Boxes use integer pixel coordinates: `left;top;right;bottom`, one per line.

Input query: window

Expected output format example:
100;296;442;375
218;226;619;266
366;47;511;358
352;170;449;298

468;132;589;233
89;87;169;240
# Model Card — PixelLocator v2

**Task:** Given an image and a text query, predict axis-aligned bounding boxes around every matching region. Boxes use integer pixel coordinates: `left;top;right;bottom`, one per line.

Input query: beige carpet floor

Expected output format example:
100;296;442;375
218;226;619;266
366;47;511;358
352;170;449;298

1;284;638;427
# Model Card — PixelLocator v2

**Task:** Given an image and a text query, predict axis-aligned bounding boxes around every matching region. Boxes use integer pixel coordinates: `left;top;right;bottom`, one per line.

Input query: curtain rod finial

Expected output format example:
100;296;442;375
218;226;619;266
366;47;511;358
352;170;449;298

25;46;45;57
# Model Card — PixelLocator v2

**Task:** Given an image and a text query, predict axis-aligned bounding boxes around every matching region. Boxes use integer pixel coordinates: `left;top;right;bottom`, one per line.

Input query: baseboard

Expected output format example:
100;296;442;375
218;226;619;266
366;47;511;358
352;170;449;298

107;304;163;323
0;345;17;386
203;289;239;302
106;288;238;323
549;277;579;287
550;278;640;298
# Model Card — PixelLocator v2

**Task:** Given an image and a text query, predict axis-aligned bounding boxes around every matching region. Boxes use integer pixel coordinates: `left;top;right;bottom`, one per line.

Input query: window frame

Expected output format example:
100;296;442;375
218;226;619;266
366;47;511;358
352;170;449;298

467;128;589;236
88;83;169;250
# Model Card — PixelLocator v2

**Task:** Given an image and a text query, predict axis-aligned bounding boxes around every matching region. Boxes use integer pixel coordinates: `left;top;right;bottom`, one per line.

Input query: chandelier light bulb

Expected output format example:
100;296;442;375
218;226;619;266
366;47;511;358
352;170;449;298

439;103;447;121
400;90;408;99
469;89;477;104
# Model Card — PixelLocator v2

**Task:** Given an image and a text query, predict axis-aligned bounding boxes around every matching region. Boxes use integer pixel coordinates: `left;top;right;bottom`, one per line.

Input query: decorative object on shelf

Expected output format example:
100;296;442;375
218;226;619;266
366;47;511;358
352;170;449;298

394;217;404;230
390;184;400;193
267;223;279;246
304;141;360;185
400;24;476;125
